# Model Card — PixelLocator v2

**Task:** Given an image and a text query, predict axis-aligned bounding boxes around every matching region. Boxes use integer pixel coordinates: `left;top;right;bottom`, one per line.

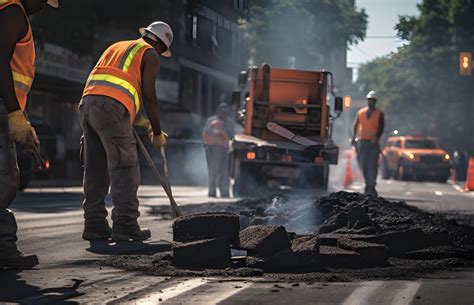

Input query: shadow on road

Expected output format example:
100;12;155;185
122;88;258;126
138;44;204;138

0;269;82;304
86;240;172;255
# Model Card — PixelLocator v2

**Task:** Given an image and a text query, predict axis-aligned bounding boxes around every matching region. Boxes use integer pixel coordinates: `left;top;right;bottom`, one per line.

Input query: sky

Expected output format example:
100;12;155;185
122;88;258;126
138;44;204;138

347;0;422;79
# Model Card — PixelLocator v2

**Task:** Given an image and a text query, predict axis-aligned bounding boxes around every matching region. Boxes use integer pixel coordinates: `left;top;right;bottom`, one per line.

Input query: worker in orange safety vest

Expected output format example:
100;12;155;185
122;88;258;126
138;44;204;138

0;0;59;270
202;103;235;198
352;90;385;196
79;21;172;242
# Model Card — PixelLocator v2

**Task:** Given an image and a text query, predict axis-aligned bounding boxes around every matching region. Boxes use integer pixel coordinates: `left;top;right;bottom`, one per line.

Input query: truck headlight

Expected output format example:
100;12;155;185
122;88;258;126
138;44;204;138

444;154;450;161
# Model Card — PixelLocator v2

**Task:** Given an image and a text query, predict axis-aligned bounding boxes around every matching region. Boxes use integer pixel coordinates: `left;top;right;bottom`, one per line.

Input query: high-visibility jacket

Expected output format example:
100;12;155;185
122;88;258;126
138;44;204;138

0;0;35;111
357;106;381;140
202;117;231;148
82;39;153;123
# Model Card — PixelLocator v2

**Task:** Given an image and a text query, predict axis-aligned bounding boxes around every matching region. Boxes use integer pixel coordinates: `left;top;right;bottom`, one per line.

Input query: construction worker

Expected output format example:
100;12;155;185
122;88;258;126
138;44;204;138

0;0;59;269
202;103;235;198
352;90;385;196
79;21;172;241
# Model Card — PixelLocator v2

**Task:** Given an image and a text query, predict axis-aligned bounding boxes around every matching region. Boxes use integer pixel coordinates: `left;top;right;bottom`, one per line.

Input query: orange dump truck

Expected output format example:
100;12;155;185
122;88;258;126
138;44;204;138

230;63;343;196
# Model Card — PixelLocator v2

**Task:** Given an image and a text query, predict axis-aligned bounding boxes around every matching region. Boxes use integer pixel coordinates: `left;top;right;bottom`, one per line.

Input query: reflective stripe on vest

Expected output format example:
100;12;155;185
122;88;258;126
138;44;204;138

357;107;381;140
12;71;33;92
86;74;140;114
120;41;148;72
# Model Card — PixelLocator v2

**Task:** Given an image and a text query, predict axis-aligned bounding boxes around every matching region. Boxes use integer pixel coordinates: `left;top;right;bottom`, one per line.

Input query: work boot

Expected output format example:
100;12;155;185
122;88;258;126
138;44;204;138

111;224;151;241
82;220;112;240
0;251;39;270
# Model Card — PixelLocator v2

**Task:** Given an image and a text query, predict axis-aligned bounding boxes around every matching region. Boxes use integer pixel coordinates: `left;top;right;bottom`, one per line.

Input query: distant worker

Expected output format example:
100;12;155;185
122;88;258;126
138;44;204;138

202;103;235;198
0;0;59;269
79;22;172;241
352;90;385;196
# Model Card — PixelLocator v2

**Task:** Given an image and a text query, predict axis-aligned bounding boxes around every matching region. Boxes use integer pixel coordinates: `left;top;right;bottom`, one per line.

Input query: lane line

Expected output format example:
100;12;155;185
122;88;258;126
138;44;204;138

391;282;421;305
434;191;443;196
133;278;209;304
341;281;384;305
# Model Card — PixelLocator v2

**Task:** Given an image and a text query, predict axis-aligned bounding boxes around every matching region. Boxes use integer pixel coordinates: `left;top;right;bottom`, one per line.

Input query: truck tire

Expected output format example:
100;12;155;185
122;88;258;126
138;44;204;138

232;163;258;197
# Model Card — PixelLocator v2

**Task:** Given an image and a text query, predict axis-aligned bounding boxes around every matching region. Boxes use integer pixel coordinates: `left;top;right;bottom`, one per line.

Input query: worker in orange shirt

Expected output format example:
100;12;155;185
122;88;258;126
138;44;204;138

79;21;172;241
202;103;235;198
352;90;385;196
0;0;59;269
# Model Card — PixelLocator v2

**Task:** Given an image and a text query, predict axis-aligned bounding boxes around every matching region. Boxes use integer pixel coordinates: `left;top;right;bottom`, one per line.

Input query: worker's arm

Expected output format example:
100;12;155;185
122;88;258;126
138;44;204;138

376;112;385;141
141;49;162;135
352;115;359;142
0;5;27;113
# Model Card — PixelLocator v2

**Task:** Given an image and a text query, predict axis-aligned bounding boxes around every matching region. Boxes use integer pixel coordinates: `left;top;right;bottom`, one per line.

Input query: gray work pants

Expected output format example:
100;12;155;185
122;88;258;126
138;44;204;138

205;145;230;197
0;101;21;258
78;95;140;227
357;140;380;195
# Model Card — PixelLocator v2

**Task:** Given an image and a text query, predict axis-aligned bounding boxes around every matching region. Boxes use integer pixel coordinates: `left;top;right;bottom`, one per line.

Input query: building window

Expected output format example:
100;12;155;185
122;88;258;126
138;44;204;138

192;15;198;46
234;0;246;11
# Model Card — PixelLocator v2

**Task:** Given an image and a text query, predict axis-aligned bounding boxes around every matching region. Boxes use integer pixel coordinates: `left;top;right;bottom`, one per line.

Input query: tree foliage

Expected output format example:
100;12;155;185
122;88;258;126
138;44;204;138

357;0;474;151
239;0;367;69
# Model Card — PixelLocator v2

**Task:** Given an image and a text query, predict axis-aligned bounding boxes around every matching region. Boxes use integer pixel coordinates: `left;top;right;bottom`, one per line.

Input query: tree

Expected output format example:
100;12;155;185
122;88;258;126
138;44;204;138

239;0;367;69
356;0;474;152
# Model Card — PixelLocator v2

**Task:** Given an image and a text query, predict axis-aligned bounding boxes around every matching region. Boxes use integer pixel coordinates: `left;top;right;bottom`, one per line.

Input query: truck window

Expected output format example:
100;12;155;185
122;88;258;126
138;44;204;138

394;140;401;148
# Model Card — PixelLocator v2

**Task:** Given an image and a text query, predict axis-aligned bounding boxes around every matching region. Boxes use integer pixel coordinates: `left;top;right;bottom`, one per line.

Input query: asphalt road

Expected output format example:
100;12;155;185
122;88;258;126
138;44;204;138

1;180;473;304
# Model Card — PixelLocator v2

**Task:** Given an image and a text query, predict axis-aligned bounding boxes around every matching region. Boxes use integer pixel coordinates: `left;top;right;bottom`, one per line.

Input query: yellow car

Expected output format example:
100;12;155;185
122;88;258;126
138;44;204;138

381;136;451;182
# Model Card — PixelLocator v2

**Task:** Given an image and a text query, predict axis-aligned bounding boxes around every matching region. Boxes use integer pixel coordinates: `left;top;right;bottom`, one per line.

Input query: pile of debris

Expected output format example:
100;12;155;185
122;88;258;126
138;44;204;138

165;192;474;272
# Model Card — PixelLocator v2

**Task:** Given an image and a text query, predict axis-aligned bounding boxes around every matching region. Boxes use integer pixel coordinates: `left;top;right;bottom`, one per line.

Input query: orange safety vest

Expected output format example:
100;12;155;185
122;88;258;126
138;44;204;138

202;119;230;148
0;0;35;111
82;39;153;123
357;107;381;140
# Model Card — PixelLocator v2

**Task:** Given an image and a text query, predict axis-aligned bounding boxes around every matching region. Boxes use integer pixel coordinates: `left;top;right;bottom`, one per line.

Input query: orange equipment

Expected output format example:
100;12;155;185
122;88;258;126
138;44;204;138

82;39;153;123
0;0;36;111
465;157;474;191
343;151;354;188
229;63;343;196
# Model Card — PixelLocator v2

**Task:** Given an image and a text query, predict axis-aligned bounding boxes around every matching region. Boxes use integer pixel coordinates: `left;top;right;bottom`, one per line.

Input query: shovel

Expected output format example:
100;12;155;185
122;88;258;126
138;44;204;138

133;129;183;218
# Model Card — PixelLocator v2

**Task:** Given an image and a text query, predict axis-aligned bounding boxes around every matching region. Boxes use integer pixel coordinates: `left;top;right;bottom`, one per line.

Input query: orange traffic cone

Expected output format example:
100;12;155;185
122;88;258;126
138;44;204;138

344;151;353;188
465;157;474;191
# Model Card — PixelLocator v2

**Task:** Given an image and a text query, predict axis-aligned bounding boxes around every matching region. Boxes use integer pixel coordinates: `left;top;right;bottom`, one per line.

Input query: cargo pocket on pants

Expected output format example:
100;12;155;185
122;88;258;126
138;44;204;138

110;136;138;170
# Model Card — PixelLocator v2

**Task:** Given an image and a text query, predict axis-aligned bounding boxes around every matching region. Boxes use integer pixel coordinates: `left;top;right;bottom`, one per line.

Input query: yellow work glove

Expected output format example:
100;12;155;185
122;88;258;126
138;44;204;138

8;110;40;148
152;131;168;148
133;114;153;139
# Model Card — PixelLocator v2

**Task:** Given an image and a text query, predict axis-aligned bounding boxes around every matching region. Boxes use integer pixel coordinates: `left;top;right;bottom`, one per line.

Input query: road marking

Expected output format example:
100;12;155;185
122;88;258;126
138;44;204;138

435;191;443;196
391;282;421;305
405;191;413;196
341;281;384;305
133;278;208;304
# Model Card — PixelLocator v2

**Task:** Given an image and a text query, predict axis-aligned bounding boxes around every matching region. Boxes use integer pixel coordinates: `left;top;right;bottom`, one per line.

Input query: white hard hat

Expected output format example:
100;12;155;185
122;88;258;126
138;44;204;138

366;90;378;100
46;0;59;8
139;21;173;57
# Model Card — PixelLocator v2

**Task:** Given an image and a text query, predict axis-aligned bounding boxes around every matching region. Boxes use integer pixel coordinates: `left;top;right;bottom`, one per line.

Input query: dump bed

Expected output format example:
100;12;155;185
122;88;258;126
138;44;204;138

244;65;329;141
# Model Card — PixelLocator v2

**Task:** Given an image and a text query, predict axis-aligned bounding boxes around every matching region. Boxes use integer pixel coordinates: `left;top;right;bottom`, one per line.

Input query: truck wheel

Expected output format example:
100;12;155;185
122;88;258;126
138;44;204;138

232;164;258;197
381;157;390;179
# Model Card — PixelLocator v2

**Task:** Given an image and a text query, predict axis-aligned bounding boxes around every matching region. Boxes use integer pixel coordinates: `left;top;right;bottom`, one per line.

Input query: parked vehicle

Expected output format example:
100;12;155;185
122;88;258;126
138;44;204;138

229;63;343;196
381;136;451;182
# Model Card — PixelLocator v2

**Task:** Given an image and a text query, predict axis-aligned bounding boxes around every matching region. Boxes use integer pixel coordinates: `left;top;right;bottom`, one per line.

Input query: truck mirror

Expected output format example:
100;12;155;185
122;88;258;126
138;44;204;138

231;91;241;108
335;97;343;112
238;71;248;87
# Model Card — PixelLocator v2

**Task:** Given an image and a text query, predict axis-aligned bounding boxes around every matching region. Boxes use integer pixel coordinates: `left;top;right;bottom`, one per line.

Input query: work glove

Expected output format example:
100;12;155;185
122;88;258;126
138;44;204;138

133;114;153;139
8;110;40;148
152;131;168;148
